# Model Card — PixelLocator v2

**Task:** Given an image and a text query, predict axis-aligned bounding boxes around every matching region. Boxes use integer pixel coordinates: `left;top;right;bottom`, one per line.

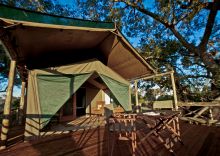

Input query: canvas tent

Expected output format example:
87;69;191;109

0;4;157;142
25;59;131;136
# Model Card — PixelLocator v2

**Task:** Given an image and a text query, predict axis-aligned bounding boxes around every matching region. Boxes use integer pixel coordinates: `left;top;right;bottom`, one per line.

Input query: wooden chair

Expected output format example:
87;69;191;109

106;114;137;156
92;101;105;115
113;106;125;114
138;111;183;155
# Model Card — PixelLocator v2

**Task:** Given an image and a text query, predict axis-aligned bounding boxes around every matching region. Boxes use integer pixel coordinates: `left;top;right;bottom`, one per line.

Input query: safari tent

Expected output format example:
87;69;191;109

0;4;156;142
26;59;132;137
1;4;219;156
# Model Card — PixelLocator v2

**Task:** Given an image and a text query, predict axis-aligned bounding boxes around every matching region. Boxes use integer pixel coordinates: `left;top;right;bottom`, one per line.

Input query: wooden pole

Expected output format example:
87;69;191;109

129;86;132;110
170;72;178;110
193;106;209;118
134;80;139;113
19;81;26;125
209;107;214;120
0;60;16;149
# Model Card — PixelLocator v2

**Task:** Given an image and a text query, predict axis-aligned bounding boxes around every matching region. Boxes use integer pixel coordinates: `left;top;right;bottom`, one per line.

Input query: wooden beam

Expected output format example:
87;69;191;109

178;101;220;107
170;72;178;110
133;70;178;110
129;86;132;110
0;60;16;150
134;71;174;81
19;81;26;125
88;79;107;90
193;107;209;118
209;108;214;121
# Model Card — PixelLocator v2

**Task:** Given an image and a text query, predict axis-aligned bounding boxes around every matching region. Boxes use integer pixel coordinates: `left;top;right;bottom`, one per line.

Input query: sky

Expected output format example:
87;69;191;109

57;0;76;6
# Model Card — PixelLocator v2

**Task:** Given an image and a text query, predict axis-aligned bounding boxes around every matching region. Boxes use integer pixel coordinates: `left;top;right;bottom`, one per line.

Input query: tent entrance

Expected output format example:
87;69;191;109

60;87;86;122
60;95;75;122
76;88;86;117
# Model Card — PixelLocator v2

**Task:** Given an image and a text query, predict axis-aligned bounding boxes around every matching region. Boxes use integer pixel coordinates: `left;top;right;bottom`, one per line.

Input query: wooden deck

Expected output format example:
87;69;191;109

0;120;220;156
41;115;105;136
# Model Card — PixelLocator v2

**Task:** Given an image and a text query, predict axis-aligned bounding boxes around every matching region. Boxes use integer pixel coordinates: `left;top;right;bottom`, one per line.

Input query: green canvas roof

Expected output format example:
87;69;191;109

0;4;156;80
0;4;115;29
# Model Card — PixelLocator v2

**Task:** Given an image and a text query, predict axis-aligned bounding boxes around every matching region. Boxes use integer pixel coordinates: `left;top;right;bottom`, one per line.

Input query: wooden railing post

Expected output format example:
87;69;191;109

19;81;26;125
129;86;132;110
170;72;178;110
134;80;139;113
0;60;16;149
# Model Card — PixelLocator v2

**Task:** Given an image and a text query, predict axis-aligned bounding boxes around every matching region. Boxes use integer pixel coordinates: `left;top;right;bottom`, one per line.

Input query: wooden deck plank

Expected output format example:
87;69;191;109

174;123;220;156
1;121;220;156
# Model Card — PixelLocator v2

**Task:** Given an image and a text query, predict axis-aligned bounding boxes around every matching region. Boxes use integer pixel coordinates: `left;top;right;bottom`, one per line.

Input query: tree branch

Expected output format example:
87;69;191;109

171;0;176;24
199;4;218;49
178;75;211;80
172;65;195;87
0;85;7;93
174;2;206;26
119;0;196;54
169;26;196;53
191;63;206;68
119;0;169;27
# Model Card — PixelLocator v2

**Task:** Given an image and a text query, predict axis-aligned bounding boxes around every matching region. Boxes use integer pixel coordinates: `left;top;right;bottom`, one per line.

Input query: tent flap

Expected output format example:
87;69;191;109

37;73;92;128
99;74;131;111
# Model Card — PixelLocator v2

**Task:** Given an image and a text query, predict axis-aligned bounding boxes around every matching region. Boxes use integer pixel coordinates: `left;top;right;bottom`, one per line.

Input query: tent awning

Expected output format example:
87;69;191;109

0;4;155;80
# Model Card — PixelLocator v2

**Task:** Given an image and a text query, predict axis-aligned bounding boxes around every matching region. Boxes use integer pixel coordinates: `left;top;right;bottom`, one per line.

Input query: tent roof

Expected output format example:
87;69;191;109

0;4;156;81
0;4;115;30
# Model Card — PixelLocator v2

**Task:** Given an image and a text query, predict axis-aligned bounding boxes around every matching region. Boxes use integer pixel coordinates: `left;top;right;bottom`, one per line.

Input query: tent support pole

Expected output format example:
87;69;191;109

170;72;178;110
129;86;131;110
134;80;139;113
0;60;16;150
19;81;26;125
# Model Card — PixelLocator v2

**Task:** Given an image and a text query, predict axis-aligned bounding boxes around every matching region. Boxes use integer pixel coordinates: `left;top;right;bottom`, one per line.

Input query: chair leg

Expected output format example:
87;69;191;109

110;132;116;156
131;132;136;156
107;128;110;156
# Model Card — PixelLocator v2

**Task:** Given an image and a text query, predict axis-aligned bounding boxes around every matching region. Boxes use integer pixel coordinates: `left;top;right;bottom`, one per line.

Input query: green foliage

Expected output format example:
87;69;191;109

0;44;21;92
157;95;173;101
0;44;10;77
12;98;20;109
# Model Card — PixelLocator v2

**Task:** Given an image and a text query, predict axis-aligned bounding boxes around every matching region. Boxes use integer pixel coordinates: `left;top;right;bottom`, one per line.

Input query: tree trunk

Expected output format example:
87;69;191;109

199;48;220;98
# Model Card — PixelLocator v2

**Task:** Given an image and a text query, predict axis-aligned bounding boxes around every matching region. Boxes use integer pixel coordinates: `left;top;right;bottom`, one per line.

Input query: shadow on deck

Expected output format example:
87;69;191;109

0;118;220;156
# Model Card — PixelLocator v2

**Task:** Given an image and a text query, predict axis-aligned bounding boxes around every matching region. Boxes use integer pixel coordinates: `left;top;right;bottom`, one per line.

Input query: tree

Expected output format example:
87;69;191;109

0;0;219;101
77;0;220;100
0;44;21;92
